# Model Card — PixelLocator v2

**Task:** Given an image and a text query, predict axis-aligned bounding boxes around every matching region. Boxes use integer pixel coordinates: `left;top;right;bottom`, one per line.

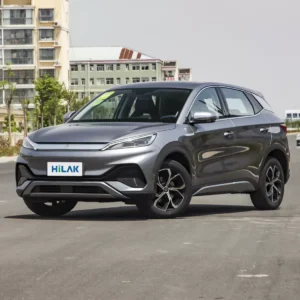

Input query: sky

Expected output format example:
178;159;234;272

70;0;300;117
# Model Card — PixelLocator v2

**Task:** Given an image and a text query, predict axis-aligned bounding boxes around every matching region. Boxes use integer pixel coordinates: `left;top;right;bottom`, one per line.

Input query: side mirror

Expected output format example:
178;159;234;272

63;111;76;123
191;112;217;124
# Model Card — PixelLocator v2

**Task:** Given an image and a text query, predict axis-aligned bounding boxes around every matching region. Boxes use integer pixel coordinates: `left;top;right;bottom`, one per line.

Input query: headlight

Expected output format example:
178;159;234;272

22;137;36;150
102;134;157;151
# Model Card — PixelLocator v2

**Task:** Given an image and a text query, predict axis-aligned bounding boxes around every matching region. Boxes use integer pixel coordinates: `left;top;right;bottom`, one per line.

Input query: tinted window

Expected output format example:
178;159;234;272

221;88;254;116
72;88;191;123
190;88;224;118
252;94;273;112
246;93;263;114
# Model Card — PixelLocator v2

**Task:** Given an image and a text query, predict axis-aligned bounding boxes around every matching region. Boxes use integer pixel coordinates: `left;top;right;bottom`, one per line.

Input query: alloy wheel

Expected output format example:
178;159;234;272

153;168;186;211
265;165;283;202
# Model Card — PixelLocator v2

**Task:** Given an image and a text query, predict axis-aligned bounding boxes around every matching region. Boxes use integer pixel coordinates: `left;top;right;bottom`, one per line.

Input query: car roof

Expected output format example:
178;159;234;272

110;81;265;99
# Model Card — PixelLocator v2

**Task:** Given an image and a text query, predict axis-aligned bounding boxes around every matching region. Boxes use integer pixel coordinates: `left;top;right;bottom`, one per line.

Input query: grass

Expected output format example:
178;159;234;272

0;145;21;157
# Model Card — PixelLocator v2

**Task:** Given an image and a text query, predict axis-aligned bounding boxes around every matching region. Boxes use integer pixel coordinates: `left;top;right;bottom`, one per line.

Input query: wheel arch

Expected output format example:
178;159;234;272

263;144;289;183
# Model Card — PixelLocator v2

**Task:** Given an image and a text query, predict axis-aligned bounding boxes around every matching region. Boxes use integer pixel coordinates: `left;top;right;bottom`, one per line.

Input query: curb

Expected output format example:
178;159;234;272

0;156;17;163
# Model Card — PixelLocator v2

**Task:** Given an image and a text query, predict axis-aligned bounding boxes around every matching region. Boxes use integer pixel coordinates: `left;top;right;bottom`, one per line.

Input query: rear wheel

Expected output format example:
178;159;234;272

136;160;192;218
251;157;285;210
24;199;77;217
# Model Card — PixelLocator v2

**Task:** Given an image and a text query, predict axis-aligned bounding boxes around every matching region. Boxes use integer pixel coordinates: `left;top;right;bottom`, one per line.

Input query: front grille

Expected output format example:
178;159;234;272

32;185;108;194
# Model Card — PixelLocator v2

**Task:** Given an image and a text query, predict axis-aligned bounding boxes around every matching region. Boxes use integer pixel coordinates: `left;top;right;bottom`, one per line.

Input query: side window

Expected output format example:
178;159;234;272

252;94;273;112
190;88;224;118
245;92;263;114
221;88;254;117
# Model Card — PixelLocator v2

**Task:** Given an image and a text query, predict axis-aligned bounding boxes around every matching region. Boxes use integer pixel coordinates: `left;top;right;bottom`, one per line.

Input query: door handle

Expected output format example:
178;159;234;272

260;127;269;133
224;131;234;137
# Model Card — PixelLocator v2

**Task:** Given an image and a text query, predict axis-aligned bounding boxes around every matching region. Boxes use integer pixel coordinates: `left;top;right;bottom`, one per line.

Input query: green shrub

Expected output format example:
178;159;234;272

0;136;10;148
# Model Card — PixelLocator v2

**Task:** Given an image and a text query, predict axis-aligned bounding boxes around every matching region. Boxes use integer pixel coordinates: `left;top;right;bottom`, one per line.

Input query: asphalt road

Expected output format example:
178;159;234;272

0;135;299;300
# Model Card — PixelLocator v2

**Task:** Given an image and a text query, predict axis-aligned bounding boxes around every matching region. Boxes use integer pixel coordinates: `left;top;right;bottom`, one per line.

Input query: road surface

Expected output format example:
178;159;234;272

0;135;299;300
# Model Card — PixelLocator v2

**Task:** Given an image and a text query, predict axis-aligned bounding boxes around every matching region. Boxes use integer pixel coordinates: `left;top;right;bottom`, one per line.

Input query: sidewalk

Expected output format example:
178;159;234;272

0;156;17;163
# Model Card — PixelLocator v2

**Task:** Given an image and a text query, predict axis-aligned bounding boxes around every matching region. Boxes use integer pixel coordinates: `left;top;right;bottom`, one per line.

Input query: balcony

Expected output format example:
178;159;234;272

4;37;33;45
5;58;33;65
3;18;33;25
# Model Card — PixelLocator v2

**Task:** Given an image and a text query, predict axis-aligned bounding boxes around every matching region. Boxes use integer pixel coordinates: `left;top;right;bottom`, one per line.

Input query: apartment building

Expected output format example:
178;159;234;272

285;110;300;121
70;47;192;100
0;0;69;108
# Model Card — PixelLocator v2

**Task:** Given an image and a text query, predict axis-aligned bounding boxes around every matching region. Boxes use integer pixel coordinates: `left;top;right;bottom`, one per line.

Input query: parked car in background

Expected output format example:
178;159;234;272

297;134;300;148
16;82;290;218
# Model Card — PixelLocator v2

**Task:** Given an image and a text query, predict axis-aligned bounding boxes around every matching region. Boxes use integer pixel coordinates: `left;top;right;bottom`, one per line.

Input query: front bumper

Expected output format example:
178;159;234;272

16;145;159;203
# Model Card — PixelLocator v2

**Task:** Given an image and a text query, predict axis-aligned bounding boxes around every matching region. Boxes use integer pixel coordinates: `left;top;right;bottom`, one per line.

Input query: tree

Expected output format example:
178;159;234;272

20;98;31;137
34;75;62;128
70;96;90;112
0;65;17;146
62;88;77;113
3;115;21;133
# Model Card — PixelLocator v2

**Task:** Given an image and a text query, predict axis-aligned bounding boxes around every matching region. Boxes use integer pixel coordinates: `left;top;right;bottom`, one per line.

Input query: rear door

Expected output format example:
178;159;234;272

218;87;272;184
187;87;240;192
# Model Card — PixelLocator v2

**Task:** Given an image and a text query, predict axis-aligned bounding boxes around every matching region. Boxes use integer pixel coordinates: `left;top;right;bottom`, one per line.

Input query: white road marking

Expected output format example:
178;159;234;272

156;249;168;254
237;274;269;278
36;269;53;281
122;281;131;283
183;242;192;245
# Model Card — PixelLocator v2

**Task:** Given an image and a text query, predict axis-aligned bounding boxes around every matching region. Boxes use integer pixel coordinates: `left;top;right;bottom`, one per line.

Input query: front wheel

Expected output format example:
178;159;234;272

136;160;192;218
251;157;285;210
24;199;77;217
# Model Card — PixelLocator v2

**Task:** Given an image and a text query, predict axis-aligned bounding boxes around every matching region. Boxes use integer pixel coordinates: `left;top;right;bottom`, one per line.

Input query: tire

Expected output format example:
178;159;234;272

136;160;192;218
24;199;77;217
251;157;285;210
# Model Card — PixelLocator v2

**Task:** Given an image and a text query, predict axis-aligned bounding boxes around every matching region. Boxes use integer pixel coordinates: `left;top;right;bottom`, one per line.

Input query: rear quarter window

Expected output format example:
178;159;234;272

246;93;263;114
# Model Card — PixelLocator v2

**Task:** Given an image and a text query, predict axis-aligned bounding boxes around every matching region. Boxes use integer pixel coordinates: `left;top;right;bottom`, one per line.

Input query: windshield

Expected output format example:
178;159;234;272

71;88;191;123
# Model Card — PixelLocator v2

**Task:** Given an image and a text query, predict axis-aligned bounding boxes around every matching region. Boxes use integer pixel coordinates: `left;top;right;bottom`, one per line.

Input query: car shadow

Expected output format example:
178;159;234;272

5;204;255;221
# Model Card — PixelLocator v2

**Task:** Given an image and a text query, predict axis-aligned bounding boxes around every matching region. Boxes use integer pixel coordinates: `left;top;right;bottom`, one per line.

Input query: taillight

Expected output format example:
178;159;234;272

280;124;287;134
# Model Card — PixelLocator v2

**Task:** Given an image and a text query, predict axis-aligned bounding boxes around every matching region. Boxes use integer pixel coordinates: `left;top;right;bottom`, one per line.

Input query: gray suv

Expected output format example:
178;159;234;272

16;82;290;218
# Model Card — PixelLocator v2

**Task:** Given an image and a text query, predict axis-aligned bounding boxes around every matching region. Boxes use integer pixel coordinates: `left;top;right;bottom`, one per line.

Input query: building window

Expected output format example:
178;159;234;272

125;64;130;71
40;49;55;60
97;78;105;85
293;113;298;118
4;29;33;45
106;78;114;85
152;77;157;82
81;78;86;85
81;64;86;71
152;63;156;70
71;65;78;72
116;78;121;85
106;64;114;71
97;64;104;71
90;64;95;71
39;9;54;22
4;69;34;84
4;49;33;65
286;113;292;119
81;93;85;99
6;88;34;104
126;78;130;84
71;78;78;86
40;69;55;78
90;92;95;99
141;77;149;82
39;29;54;41
90;78;94;85
116;64;121;71
133;78;140;83
3;9;33;25
141;65;149;70
132;65;140;71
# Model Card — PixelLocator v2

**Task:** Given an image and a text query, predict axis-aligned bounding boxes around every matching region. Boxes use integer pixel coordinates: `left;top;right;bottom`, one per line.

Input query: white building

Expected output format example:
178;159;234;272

285;110;300;120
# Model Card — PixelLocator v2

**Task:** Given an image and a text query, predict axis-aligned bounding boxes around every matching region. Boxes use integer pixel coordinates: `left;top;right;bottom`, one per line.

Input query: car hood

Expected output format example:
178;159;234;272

29;122;176;144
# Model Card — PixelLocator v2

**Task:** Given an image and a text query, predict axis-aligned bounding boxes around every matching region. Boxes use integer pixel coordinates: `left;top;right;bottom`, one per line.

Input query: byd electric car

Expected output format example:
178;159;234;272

16;82;290;218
